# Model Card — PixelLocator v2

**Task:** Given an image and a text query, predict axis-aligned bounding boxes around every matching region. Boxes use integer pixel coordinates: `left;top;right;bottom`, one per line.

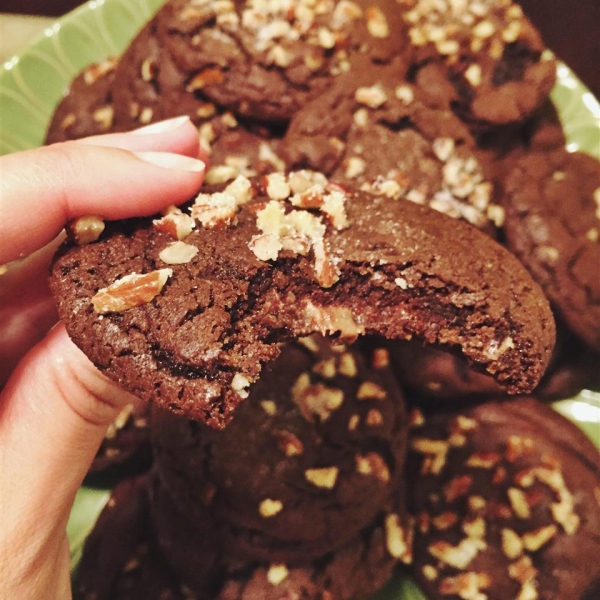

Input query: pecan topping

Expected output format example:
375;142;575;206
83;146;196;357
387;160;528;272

67;215;105;246
259;498;283;518
153;206;195;240
292;373;344;422
91;269;172;314
267;563;289;586
355;452;390;482
273;430;304;457
428;538;486;569
304;466;339;489
356;381;387;400
385;513;413;564
158;241;198;265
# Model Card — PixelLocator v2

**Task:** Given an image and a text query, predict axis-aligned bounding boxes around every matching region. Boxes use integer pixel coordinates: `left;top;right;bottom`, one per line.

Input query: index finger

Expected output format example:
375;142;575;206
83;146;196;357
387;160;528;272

0;137;204;264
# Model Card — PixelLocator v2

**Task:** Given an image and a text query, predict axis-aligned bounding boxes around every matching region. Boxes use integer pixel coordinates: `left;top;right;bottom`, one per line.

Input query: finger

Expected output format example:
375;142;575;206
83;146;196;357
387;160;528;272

0;325;140;547
0;142;205;264
0;237;62;387
79;115;208;163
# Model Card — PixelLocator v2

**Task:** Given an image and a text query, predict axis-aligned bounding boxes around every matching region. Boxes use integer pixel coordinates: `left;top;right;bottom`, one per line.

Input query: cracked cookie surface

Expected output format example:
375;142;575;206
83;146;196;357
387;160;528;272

280;65;504;234
502;149;600;351
151;337;407;562
399;0;556;128
50;173;555;427
45;58;120;143
153;0;412;123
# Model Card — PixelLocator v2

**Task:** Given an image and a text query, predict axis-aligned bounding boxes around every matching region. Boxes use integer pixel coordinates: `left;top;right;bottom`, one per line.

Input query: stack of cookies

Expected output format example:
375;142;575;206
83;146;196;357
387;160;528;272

76;337;414;599
45;0;600;599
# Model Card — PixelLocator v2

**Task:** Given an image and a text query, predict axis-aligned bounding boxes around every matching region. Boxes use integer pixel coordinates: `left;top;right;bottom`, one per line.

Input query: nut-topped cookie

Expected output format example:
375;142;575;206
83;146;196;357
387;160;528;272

50;171;555;427
152;0;412;123
399;0;556;128
386;326;600;403
281;65;504;234
406;397;600;600
110;19;208;131
74;471;410;600
106;15;287;177
149;473;410;599
45;57;119;144
502;149;600;351
86;402;152;480
151;337;408;561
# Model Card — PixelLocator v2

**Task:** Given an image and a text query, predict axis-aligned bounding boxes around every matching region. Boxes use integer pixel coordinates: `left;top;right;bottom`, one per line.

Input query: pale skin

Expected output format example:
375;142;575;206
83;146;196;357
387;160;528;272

0;116;206;600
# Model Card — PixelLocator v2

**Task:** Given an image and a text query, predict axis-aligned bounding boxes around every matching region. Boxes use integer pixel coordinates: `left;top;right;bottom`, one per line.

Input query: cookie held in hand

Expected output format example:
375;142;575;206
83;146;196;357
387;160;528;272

50;173;555;427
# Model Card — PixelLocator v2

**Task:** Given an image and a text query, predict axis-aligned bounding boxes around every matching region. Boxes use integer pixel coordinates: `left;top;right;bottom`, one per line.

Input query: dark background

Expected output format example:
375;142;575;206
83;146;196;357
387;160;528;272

3;0;599;98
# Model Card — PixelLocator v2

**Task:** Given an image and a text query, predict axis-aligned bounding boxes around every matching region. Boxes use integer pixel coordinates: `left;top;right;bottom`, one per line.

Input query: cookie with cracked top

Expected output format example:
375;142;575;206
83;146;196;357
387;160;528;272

281;62;503;234
149;473;408;599
73;476;187;600
44;27;286;183
405;397;600;600
153;0;412;123
50;171;555;428
86;402;152;480
45;57;119;144
502;149;600;351
151;336;408;562
108;16;286;177
110;18;205;131
74;472;408;600
399;0;556;128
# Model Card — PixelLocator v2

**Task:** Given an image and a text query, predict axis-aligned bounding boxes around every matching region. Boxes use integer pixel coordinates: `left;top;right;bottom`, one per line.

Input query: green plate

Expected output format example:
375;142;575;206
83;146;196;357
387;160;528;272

1;2;599;598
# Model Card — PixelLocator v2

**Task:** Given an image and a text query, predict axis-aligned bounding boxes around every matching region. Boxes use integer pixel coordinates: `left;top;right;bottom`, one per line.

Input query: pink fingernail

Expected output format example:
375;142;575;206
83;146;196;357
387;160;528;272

134;151;205;172
132;116;191;135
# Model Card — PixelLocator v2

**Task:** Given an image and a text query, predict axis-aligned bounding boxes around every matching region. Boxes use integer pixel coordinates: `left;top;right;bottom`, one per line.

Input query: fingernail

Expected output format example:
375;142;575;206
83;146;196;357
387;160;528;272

132;115;191;135
134;151;205;172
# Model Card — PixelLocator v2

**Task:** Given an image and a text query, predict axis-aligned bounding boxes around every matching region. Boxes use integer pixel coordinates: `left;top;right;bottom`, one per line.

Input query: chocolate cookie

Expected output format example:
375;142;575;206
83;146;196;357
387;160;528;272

76;471;409;600
387;326;600;403
151;336;407;561
281;65;503;234
107;16;286;178
45;58;119;144
149;474;409;600
406;397;600;600
474;98;567;184
74;476;187;600
502;149;600;350
50;171;555;427
87;402;152;480
110;18;210;132
201;115;285;182
153;0;412;123
400;0;557;128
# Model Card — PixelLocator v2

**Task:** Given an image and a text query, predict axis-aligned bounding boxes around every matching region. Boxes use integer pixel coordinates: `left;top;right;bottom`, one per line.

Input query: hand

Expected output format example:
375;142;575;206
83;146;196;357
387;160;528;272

0;116;205;600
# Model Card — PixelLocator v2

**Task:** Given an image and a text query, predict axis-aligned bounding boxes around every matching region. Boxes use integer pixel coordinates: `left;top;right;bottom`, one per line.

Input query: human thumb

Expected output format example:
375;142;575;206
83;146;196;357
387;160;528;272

0;325;141;582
